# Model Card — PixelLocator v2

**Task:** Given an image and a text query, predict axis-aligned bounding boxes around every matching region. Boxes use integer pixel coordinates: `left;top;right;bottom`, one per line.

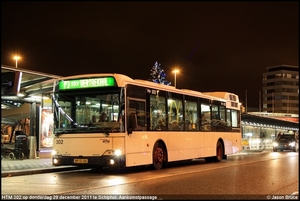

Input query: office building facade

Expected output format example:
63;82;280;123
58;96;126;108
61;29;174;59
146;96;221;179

262;65;299;114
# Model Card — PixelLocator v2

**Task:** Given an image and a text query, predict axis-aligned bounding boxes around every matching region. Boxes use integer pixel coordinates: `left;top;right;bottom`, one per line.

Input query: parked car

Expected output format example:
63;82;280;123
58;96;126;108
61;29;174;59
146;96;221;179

273;134;297;152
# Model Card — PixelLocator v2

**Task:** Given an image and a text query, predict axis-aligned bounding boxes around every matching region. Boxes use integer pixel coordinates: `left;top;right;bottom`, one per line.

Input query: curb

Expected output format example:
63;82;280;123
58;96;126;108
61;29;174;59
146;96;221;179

1;166;84;178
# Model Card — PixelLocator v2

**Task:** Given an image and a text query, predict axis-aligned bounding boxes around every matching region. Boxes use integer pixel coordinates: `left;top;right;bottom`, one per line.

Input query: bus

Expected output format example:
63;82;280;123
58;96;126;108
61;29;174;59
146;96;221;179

52;73;242;170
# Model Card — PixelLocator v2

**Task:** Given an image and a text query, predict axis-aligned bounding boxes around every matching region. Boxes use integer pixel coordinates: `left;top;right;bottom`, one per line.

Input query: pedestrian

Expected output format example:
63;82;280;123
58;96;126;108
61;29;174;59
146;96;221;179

91;115;96;123
276;132;283;140
99;112;108;122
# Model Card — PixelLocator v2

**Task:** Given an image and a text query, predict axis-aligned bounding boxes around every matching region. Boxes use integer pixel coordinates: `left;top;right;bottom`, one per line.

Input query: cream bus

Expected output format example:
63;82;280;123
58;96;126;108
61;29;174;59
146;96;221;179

52;73;242;170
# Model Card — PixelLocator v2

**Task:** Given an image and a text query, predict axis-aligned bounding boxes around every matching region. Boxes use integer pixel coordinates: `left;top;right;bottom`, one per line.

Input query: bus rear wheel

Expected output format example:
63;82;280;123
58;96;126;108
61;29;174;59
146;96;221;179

213;140;224;162
152;142;166;170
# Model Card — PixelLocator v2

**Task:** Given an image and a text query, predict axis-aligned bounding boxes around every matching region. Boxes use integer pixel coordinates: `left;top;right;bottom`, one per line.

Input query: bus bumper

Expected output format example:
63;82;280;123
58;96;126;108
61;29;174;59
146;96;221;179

52;155;125;168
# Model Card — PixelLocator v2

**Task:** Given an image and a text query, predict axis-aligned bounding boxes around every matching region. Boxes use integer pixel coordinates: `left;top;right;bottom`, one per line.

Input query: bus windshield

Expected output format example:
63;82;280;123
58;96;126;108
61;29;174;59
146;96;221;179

52;89;124;134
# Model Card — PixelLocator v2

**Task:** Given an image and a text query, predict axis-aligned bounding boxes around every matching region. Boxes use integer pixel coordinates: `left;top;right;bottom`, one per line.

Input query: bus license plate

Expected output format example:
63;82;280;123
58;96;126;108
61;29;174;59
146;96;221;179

74;159;88;163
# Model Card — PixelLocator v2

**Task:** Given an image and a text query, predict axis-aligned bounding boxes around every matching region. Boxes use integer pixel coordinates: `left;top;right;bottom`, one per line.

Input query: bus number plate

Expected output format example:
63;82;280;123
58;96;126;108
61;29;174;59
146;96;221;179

74;159;88;163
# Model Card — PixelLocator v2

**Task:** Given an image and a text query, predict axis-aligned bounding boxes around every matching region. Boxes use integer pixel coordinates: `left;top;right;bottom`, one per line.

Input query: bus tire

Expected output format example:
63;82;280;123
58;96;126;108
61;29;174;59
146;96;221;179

152;142;166;170
213;140;223;162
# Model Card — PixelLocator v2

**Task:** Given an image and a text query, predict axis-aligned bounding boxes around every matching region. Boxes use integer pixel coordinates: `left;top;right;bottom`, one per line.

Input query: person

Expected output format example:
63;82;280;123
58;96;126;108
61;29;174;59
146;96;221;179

201;113;207;121
171;120;181;130
156;118;167;130
99;112;108;122
201;113;210;131
185;120;194;130
276;132;283;140
91;115;96;123
201;113;207;124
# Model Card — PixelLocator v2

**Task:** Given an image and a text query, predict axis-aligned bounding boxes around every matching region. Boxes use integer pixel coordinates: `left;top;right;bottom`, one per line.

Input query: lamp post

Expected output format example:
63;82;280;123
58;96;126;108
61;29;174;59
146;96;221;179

14;55;21;68
172;69;179;88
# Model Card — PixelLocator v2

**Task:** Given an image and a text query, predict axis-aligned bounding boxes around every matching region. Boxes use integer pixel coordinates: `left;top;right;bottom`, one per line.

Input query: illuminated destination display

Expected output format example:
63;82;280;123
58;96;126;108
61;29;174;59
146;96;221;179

58;77;115;90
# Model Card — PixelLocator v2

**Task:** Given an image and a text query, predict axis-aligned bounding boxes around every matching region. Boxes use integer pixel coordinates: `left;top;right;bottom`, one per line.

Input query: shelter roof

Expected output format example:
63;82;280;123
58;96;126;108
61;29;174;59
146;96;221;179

241;113;298;129
2;65;61;107
1;65;62;123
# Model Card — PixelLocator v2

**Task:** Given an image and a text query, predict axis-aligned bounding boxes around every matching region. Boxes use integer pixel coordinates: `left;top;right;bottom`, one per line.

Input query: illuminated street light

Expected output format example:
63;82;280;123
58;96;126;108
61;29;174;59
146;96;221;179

172;69;179;88
14;55;21;68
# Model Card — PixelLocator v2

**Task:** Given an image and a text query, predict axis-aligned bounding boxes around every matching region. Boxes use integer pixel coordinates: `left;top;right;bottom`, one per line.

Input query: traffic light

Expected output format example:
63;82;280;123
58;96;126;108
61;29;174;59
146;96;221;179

1;71;22;95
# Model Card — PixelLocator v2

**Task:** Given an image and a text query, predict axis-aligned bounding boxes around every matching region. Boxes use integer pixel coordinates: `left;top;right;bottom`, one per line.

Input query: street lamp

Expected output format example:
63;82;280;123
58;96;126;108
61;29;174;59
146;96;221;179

172;69;179;88
14;55;21;68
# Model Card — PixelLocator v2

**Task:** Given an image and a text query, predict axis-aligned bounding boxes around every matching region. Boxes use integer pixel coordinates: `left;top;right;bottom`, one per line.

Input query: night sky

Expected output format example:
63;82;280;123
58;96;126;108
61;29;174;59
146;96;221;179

1;1;299;109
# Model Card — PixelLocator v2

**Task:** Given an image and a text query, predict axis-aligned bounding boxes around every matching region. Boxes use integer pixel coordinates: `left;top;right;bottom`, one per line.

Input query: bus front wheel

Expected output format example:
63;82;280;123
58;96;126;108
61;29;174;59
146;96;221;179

152;142;166;170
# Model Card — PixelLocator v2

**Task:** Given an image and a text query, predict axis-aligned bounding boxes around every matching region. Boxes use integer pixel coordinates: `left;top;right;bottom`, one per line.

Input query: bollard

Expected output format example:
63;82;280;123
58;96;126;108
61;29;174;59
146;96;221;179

28;136;37;159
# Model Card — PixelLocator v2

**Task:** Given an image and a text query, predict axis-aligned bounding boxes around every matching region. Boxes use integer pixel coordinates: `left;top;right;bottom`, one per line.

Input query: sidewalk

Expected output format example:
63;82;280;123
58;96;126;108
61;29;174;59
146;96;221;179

1;145;81;178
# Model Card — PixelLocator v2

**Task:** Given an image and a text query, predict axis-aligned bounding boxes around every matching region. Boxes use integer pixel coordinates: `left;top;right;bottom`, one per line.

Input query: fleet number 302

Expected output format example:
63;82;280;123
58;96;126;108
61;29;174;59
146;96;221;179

56;139;63;144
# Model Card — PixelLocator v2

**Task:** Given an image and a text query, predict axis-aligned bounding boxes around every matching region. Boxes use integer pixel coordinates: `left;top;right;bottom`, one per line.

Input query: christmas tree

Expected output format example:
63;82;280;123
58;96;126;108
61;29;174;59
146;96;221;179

149;61;171;85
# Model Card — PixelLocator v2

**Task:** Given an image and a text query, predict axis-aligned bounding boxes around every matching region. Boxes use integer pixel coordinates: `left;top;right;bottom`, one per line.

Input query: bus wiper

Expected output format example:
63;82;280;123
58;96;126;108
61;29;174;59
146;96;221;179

52;95;78;128
100;128;110;137
54;129;74;136
71;121;78;128
105;131;110;137
86;124;110;136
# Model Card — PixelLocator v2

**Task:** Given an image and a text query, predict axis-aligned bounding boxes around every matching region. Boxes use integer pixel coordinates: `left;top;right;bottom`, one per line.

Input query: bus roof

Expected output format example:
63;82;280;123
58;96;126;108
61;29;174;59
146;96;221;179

202;92;240;102
129;80;226;103
55;73;238;104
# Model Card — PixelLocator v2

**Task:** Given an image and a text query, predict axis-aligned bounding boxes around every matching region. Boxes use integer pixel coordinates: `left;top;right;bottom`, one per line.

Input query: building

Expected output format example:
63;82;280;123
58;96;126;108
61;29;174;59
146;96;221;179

262;65;299;114
241;112;298;150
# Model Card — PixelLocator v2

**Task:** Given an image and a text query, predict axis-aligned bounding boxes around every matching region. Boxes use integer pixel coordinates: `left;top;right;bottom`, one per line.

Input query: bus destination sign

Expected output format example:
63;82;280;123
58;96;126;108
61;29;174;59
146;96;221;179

58;77;115;90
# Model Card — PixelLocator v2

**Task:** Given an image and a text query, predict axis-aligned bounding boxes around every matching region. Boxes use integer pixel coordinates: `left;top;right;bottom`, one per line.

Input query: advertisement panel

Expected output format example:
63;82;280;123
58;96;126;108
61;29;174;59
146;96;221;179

41;109;53;147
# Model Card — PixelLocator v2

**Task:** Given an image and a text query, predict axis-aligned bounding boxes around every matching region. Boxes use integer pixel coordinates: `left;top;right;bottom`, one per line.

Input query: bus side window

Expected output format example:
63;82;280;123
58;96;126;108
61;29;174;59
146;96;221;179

127;99;146;131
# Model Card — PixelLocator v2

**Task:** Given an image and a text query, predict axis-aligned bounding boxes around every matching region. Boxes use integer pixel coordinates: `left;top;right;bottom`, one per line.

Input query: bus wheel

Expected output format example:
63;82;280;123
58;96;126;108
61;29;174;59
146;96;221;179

152;142;166;170
213;141;223;162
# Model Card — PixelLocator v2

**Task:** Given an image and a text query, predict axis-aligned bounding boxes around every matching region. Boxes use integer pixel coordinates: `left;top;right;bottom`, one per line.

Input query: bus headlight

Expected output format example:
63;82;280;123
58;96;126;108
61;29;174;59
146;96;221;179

53;158;59;164
103;149;122;156
114;149;122;156
52;150;58;156
273;142;278;147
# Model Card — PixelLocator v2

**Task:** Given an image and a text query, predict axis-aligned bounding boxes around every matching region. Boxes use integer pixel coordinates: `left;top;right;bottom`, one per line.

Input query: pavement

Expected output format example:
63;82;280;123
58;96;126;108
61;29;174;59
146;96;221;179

1;143;270;178
1;144;81;178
